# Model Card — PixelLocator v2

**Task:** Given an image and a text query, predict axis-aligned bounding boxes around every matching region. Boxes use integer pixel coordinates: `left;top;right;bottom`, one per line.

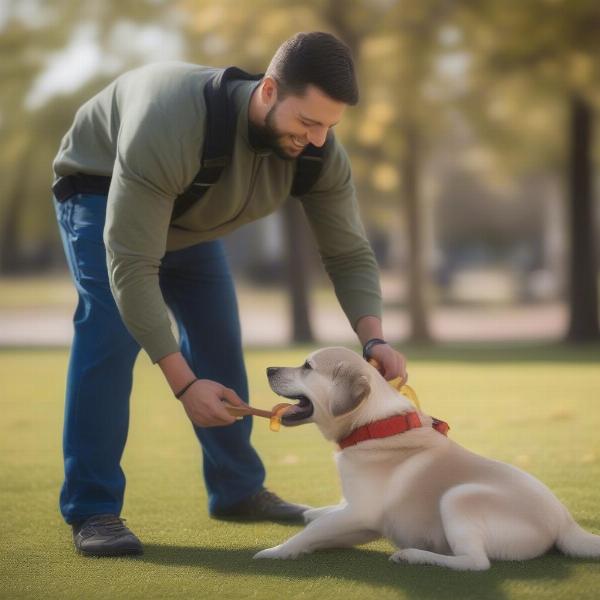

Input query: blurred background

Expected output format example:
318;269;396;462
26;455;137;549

0;0;599;349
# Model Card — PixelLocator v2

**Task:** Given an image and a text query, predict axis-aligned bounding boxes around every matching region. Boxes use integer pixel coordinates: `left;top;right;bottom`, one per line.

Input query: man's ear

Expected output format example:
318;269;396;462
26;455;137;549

261;76;278;104
331;365;371;418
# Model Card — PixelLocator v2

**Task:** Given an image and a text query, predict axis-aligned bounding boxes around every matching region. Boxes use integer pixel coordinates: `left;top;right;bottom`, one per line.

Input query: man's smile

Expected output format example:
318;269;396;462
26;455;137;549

290;135;307;149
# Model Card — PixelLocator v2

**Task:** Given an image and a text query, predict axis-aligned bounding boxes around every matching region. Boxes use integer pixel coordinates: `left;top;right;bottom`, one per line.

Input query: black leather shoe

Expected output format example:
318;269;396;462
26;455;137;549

210;488;311;522
72;514;143;557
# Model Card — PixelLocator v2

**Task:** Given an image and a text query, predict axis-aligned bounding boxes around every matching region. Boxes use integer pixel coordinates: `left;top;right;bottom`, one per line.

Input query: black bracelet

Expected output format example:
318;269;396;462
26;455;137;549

362;338;388;359
175;378;199;399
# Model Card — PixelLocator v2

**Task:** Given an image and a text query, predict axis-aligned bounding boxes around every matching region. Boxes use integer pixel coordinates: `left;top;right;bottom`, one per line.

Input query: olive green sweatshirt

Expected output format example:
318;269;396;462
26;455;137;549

53;61;382;363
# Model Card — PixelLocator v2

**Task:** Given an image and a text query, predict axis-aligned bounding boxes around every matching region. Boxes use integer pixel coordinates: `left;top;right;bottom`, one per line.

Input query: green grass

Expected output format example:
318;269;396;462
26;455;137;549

2;343;600;600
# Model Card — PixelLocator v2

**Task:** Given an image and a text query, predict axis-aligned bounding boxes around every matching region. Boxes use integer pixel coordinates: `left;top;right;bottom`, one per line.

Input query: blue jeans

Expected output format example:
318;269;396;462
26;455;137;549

53;193;265;524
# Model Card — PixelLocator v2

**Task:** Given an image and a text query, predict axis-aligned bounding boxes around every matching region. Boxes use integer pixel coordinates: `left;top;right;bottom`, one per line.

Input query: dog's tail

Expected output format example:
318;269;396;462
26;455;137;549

556;514;600;558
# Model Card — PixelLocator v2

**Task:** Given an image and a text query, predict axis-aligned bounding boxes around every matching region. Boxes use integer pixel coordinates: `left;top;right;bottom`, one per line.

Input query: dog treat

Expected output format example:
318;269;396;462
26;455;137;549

398;383;420;409
269;403;293;432
368;358;421;410
224;405;271;418
223;402;294;431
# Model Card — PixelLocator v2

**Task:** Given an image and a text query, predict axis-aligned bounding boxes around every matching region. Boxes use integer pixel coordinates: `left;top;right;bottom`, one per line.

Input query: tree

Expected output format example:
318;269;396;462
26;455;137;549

0;0;177;272
347;1;455;342
455;0;600;341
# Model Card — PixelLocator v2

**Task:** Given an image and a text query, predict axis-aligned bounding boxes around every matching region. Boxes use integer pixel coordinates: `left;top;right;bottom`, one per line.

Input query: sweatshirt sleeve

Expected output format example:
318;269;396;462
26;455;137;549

299;137;382;330
103;89;203;363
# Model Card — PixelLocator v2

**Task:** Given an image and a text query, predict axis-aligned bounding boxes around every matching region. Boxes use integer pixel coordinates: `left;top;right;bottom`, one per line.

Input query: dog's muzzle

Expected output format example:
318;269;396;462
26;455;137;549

266;367;314;426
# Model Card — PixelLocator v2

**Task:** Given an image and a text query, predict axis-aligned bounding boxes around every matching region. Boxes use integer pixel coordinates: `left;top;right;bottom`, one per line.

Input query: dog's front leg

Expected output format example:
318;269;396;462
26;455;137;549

303;502;346;524
254;507;377;560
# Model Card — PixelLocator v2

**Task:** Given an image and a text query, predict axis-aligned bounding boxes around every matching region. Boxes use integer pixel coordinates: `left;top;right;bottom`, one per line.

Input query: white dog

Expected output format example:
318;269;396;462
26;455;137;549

253;346;600;570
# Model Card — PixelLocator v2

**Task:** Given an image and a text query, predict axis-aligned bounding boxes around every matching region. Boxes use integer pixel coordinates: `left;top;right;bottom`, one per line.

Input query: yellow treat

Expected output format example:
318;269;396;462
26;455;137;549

368;359;421;410
399;384;421;410
270;403;292;432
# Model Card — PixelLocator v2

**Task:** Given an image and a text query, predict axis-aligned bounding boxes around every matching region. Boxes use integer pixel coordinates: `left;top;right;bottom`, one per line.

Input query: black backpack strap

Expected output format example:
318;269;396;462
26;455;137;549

171;67;263;222
290;131;335;198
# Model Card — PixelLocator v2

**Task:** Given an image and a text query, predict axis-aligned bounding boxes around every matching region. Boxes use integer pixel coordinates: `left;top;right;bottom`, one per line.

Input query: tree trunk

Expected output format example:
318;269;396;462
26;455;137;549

402;118;432;343
566;93;599;342
283;199;314;343
0;140;32;274
323;0;361;59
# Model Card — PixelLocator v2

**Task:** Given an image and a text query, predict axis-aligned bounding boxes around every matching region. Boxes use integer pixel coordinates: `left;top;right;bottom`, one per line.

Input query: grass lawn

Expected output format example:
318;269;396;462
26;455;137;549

1;342;600;600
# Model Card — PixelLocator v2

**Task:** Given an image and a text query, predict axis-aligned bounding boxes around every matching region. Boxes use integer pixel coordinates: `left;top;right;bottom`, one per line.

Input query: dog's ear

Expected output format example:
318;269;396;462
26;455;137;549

331;364;371;417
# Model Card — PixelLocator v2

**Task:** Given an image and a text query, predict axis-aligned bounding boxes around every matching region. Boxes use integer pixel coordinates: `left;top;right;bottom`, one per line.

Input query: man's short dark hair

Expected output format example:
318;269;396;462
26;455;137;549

265;32;359;105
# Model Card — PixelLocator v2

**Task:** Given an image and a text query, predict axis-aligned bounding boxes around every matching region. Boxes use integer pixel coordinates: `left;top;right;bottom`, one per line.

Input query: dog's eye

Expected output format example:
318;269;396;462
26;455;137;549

303;361;313;370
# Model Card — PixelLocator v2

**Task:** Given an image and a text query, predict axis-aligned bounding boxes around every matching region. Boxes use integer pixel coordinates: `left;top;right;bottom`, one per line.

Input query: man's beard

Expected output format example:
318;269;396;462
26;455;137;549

249;104;299;161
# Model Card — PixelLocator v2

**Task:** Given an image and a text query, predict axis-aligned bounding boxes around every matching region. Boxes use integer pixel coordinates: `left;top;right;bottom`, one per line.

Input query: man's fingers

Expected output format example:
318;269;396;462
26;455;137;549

368;347;408;384
211;400;238;424
211;388;242;424
383;355;400;380
214;413;237;425
385;355;408;383
394;352;406;381
384;366;395;380
220;386;246;407
180;380;242;427
399;355;408;383
203;406;236;426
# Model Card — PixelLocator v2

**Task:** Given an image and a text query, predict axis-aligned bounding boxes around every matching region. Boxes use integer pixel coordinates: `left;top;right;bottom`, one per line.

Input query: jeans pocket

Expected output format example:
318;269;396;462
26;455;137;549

69;194;107;244
71;235;110;282
57;194;109;284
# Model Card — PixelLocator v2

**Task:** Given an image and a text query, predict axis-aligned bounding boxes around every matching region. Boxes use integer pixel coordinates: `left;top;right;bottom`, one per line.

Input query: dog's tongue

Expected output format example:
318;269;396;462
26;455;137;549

277;397;314;426
278;403;304;417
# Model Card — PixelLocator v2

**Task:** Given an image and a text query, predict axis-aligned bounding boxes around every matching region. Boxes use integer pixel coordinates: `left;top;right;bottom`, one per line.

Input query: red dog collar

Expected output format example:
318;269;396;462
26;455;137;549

338;412;449;449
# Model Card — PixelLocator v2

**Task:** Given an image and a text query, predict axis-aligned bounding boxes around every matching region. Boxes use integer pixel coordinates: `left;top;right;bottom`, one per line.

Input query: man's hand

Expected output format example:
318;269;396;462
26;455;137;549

179;379;246;427
355;317;408;383
368;343;408;383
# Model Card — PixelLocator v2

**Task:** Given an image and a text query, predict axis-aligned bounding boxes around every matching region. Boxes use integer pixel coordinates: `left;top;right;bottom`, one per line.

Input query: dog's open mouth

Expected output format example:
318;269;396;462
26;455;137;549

277;394;314;426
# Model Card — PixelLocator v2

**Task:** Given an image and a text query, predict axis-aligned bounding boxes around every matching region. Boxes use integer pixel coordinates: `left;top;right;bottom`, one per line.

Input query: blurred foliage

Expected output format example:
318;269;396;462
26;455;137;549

0;0;177;270
455;0;600;174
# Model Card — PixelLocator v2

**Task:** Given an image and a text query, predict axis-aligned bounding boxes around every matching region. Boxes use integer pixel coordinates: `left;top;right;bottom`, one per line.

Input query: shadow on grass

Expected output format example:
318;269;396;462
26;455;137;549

133;544;585;600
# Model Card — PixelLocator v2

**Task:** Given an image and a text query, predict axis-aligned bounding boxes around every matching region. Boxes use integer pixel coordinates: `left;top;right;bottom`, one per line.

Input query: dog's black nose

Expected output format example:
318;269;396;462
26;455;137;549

266;367;279;377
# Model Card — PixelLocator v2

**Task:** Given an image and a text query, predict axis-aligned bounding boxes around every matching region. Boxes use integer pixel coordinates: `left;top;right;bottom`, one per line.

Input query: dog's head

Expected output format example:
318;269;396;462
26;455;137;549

267;346;411;441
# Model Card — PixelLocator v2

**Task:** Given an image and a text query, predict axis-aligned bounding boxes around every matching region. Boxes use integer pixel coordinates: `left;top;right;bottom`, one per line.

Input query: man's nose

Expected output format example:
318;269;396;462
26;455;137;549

307;126;328;147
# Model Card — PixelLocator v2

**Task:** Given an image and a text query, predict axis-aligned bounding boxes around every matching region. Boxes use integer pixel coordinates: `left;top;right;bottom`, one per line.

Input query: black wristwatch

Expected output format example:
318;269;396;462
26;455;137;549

362;338;388;359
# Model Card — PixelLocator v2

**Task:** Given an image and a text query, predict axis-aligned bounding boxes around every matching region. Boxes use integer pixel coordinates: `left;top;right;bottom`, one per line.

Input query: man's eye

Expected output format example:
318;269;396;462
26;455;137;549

303;361;312;370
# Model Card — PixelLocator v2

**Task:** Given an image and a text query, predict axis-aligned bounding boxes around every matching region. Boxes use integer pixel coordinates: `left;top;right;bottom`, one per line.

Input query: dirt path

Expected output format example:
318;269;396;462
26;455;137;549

0;302;567;347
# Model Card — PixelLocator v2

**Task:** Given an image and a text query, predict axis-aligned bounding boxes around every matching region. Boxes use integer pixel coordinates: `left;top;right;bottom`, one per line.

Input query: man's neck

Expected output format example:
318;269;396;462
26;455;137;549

248;82;266;128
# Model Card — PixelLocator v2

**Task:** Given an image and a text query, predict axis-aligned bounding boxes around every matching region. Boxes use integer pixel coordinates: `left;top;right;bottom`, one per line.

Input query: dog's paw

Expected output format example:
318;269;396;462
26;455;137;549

389;549;423;565
253;545;304;560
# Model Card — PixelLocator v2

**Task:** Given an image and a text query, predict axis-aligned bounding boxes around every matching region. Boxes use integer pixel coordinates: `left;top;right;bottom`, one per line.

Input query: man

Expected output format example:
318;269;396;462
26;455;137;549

52;31;408;557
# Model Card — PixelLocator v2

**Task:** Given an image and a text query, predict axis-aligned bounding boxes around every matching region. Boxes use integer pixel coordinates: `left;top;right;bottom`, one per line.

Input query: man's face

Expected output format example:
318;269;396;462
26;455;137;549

257;83;347;160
